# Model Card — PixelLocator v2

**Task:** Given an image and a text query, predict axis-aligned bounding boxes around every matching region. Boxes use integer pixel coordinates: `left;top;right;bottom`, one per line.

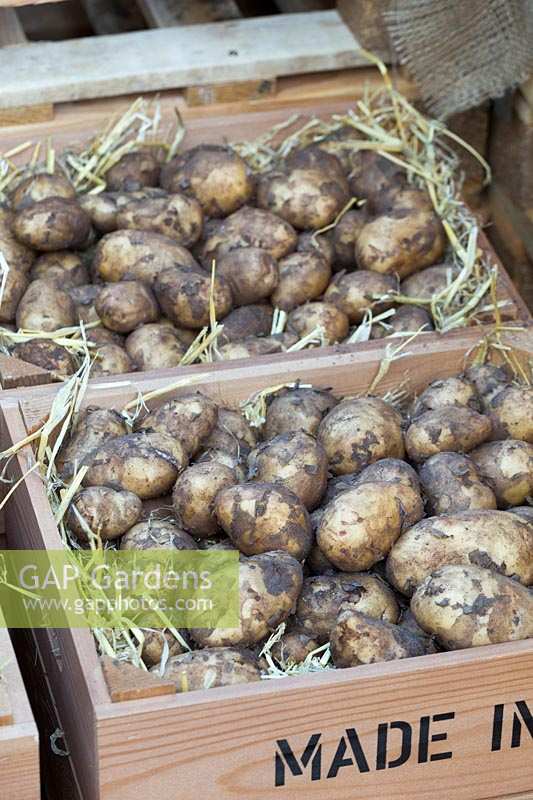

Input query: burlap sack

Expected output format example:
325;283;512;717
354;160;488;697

384;0;533;118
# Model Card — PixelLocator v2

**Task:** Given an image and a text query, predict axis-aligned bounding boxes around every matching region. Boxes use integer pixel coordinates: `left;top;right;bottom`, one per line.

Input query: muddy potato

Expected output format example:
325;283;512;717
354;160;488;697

331;607;428;667
294;572;399;643
16;278;76;332
12;339;75;377
197;449;247;482
79;193;119;234
317;481;417;571
411;564;533;650
105;151;160;192
405;407;492;462
355;208;446;279
470;440;533;507
248;431;328;510
173;462;237;539
419;452;497;515
137;393;218;458
68;284;100;324
371;305;434;338
157;647;261;693
401;263;455;300
0;209;35;274
57;406;127;479
315;126;364;172
116;193;203;248
201;206;298;265
31;252;88;288
465;363;511;408
297;231;335;267
0;268;28;323
348;151;406;211
354;461;424;529
257;165;349;230
191;551;303;647
270;251;331;311
125;322;186;370
485;385;533;443
509;506;533;524
95;281;159;333
218;304;273;344
411;376;479;418
161;144;254;217
324;270;398;323
373;186;435;217
270;631;320;665
216;248;278;306
397;608;438;654
215;482;312;559
141;629;188;668
67;486;142;541
10;172;76;211
264;388;337;439
83;431;188;499
120;518;196;550
386;509;533;596
206;407;256;450
154;266;232;329
287;301;350;345
94;229;199;284
91;343;134;376
286;146;347;180
318;397;405;476
13;198;91;252
214;336;283;361
332;207;369;269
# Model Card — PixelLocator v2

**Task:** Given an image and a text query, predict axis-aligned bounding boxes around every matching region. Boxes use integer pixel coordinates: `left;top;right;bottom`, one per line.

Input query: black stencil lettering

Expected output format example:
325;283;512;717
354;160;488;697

376;721;412;770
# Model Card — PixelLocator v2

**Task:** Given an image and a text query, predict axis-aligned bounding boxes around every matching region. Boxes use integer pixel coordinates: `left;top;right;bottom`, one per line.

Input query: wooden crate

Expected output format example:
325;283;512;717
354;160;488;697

0;626;40;800
2;325;533;800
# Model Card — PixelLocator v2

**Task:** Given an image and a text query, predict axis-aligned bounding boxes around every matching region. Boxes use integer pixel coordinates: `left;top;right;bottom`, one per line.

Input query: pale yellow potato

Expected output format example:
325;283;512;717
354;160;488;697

405;407;492;462
94;229;199;284
411;376;479;417
67;486;142;541
16;278;76;332
125;323;187;370
10;172;76;211
287;301;350;345
216;247;278;306
57;406;127;479
120;518;195;550
485;385;533;443
324;270;398;323
116;193;203;248
201;206;297;265
154;266;233;329
470;440;533;507
419;452;497;515
270;251;331;312
13;197;91;252
331;608;429;667
173;462;237;539
91;343;134;376
95;281;159;333
136;393;218;457
264;387;337;439
257;166;349;230
105;150;160;192
157;647;261;693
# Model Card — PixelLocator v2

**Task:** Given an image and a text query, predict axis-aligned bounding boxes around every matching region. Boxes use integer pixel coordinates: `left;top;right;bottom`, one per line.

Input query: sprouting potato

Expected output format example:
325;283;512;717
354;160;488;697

173;462;237;539
67;486;142;541
405;407;492;462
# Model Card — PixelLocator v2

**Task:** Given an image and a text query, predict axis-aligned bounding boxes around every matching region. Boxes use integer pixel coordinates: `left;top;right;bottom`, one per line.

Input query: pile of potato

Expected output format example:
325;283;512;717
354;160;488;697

0;139;453;378
61;360;533;692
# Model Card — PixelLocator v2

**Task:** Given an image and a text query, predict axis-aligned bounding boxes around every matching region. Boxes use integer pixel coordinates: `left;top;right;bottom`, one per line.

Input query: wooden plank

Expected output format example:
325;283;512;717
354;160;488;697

137;0;241;27
0;7;26;45
337;0;393;56
0;103;54;126
101;657;176;702
0;10;366;109
185;77;277;106
0;353;56;390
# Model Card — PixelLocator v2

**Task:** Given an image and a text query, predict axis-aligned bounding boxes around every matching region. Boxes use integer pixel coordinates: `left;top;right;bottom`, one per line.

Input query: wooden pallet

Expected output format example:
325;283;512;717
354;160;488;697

2;325;533;800
0;626;40;800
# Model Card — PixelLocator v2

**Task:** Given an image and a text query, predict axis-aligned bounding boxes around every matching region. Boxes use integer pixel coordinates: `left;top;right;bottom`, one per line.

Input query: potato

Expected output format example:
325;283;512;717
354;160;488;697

95;281;159;333
94;230;199;284
411;564;533;650
83;431;188;499
79;193;119;234
257;165;349;230
317;481;416;571
315;126;364;172
204;408;257;454
16;278;76;332
67;486;142;541
286;146;347;180
248;431;328;510
218;304;273;344
294;572;399;643
405;407;492;462
324;270;398;323
348;151;406;211
373;186;435;217
13;198;91;252
0;209;35;274
190;551;303;647
397;608;438;654
318;397;405;476
116;193;203;248
201;206;297;264
91;343;134;376
287;301;350;345
401;263;454;300
154;266;232;329
86;327;123;348
509;506;533;524
297;232;335;267
215;337;281;361
57;406;127;479
105;151;160;192
68;284;100;324
173;462;237;539
157;647;261;693
0;269;28;323
386;509;533;596
485;385;533;443
120;519;196;550
196;449;246;482
137;393;218;458
160;144;254;217
264;387;337;439
270;631;320;665
465;363;511;407
12;339;75;378
125;322;186;370
470;440;533;507
411;376;479;417
31;252;89;288
371;305;434;338
270;251;331;311
419;452;497;515
10;172;76;211
332;207;369;269
214;482;312;559
216;248;278;306
355;208;446;279
331;607;428;667
141;629;188;668
354;462;424;529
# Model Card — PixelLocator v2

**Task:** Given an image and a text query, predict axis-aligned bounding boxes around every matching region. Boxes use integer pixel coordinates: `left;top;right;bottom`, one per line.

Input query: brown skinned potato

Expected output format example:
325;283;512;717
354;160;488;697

154;266;232;329
10;172;76;211
215;335;292;361
270;251;331;311
348;151;406;211
57;406;127;480
91;343;134;376
204;408;257;454
218;304;273;344
116;193;203;248
332;207;369;269
31;252;89;288
161;144;254;217
470;440;533;507
371;305;434;338
95;281;159;333
12;339;75;377
386;510;533;596
173;462;237;539
401;263;455;300
216;248;278;306
0;269;29;323
201;206;297;265
287;301;350;345
264;388;337;439
68;284;100;324
465;363;511;408
419;452;497;515
79;193;119;234
405;407;492;462
16;278;76;332
485;385;533;443
105;151;160;192
0;209;35;274
297;231;335;267
214;482;312;559
270;631;320;665
94;230;199;284
13;198;91;252
141;629;188;668
125;323;187;370
137;394;218;458
120;518;196;550
324;270;398;323
331;607;428;667
67;486;142;541
156;647;261;693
